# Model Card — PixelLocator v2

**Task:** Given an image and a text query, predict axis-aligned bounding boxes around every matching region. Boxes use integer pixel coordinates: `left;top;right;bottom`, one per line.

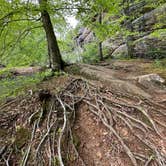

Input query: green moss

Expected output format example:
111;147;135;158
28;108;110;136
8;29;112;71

153;58;166;69
65;65;81;75
14;127;30;149
150;29;166;38
144;59;166;80
0;70;52;103
73;134;80;148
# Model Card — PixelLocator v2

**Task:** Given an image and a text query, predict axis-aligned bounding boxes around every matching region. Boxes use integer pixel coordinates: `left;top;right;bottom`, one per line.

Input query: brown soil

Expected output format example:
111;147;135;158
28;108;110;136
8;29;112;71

71;97;166;166
73;105;132;166
68;60;166;166
0;60;166;166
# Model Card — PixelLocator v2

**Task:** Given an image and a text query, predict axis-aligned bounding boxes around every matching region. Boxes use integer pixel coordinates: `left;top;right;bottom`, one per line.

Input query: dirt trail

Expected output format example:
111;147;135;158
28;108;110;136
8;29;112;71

0;60;166;166
70;60;166;166
73;105;132;166
79;60;166;101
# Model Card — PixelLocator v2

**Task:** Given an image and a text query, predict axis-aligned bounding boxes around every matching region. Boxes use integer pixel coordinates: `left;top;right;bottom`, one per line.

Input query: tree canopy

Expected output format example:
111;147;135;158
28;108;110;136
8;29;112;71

0;0;165;67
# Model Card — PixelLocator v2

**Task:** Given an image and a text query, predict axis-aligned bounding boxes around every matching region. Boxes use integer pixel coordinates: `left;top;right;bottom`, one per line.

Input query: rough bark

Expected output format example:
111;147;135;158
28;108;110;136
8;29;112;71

126;35;134;58
39;0;64;71
98;41;103;61
98;12;104;61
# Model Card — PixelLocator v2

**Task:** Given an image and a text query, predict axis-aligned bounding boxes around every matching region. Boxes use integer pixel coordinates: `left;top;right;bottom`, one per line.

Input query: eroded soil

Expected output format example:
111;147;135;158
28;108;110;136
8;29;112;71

0;60;166;166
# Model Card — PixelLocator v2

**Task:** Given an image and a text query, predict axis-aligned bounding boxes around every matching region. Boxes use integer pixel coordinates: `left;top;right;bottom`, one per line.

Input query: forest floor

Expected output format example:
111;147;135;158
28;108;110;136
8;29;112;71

0;59;166;166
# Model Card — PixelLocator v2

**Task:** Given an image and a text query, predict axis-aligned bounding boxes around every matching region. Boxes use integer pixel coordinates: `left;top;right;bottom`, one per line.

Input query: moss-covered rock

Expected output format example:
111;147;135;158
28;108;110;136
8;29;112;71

132;3;166;32
112;29;166;59
111;44;128;58
133;29;166;58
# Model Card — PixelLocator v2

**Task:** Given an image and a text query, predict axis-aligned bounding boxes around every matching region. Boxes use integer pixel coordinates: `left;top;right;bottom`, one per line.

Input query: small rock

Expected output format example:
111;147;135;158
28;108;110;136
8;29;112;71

103;132;108;135
96;143;100;147
135;74;165;88
138;74;165;83
96;151;102;159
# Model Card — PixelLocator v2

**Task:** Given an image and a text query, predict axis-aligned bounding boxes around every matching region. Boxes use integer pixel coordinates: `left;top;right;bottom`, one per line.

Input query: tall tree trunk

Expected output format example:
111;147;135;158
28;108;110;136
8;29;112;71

98;12;104;61
98;41;103;61
39;0;64;71
126;35;134;58
48;44;52;68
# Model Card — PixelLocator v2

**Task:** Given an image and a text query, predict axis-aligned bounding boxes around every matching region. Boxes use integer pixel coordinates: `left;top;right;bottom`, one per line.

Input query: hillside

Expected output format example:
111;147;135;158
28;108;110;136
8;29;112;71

0;0;166;166
0;59;166;165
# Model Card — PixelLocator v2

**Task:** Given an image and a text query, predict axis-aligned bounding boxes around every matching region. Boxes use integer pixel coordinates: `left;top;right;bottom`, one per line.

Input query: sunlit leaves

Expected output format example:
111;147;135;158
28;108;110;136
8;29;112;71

0;0;71;66
77;0;123;41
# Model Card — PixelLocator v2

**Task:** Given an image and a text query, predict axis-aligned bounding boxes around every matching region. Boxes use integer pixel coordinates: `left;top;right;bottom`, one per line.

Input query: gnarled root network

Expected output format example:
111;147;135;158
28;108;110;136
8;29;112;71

0;78;166;166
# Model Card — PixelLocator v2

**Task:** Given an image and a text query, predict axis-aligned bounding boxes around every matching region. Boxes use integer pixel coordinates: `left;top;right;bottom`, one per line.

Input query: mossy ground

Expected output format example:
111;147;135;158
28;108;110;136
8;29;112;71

0;69;52;103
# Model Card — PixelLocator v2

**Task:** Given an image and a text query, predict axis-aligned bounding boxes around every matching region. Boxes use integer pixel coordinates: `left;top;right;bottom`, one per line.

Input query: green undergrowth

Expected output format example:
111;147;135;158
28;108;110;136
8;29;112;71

0;69;53;103
153;58;166;69
0;67;14;78
65;64;81;75
151;59;166;79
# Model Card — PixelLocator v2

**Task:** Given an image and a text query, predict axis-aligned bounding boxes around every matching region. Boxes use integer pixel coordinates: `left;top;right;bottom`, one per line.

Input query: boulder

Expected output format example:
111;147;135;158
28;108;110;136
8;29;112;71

135;74;165;88
111;30;166;59
132;30;166;59
111;44;128;57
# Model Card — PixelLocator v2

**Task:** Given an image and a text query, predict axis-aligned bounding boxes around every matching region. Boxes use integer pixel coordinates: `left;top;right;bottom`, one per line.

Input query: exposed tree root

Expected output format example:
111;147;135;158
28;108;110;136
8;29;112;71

0;78;166;166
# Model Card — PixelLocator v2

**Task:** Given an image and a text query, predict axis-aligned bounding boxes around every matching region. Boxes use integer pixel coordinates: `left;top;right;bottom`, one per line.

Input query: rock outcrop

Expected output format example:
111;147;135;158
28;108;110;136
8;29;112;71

111;44;127;57
132;3;166;32
112;30;166;58
75;28;95;47
133;31;166;58
115;3;166;59
103;37;125;55
75;2;166;59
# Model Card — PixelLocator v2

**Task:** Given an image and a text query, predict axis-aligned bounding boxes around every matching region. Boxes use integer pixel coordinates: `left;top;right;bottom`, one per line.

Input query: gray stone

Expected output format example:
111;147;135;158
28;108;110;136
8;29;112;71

103;37;125;55
132;3;166;31
111;44;128;57
133;31;166;58
111;30;166;59
76;28;94;46
136;74;165;88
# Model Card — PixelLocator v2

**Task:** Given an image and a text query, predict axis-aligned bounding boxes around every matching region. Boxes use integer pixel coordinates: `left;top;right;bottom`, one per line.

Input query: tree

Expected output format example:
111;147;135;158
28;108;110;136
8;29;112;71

0;0;79;70
98;12;104;61
76;0;122;60
39;0;64;70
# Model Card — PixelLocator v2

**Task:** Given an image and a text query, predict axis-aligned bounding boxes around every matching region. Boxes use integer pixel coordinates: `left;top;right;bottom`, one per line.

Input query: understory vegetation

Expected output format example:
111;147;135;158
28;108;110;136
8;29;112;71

0;0;166;165
0;70;53;102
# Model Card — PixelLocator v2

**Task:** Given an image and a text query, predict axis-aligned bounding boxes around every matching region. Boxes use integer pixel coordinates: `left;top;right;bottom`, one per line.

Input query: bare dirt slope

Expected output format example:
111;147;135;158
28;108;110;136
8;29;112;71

79;60;166;102
68;60;166;166
0;60;166;166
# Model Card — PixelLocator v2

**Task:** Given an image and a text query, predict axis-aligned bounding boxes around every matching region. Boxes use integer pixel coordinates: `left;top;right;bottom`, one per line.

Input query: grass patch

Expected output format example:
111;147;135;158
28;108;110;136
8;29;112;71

153;59;166;69
65;64;81;75
0;70;52;103
0;67;14;79
144;59;166;80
